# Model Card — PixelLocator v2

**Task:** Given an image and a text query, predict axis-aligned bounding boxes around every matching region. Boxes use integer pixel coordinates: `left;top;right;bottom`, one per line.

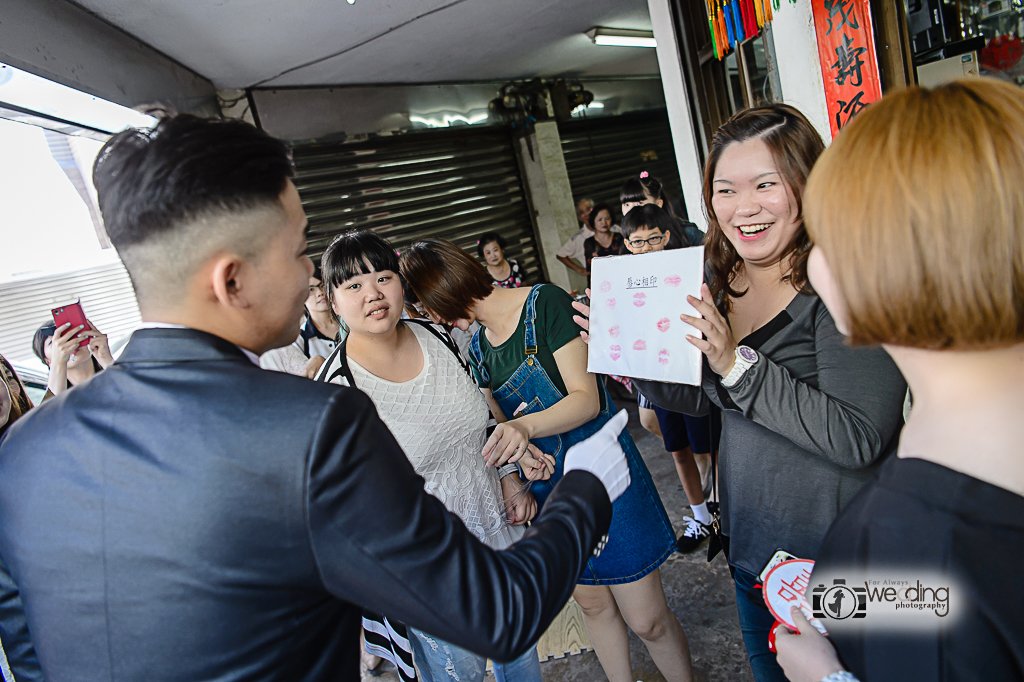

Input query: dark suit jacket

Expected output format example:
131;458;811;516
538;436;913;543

0;328;612;681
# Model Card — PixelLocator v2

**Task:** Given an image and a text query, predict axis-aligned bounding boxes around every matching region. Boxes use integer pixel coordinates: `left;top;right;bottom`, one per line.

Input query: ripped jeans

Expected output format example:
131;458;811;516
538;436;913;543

407;628;542;682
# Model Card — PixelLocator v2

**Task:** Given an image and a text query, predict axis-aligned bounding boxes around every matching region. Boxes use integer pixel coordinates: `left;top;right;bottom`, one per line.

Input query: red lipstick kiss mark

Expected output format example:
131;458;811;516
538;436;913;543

633;339;647;351
656;317;671;332
609;344;621;361
633;292;647;308
599;280;612;293
606;298;616;309
658;349;670;365
664;275;682;287
608;325;620;338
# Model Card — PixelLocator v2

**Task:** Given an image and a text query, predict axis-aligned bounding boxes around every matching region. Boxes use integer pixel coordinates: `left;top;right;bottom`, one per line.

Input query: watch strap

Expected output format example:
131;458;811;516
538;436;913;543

721;346;757;387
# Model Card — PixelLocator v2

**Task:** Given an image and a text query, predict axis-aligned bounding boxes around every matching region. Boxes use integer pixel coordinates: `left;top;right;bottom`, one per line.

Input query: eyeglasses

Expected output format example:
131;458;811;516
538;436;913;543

309;284;325;293
627;235;665;248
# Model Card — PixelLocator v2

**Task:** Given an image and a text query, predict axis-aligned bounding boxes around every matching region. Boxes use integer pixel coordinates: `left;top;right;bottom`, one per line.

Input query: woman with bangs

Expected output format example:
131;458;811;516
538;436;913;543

399;239;694;682
573;104;907;682
776;79;1024;682
314;230;554;682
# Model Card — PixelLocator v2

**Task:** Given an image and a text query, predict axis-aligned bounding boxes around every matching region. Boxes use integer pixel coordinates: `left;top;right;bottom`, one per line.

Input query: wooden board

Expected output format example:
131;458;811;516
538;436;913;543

487;597;592;671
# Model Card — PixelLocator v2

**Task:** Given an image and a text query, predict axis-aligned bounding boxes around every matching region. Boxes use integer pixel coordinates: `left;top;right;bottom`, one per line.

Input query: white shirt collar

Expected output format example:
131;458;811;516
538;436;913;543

136;322;261;366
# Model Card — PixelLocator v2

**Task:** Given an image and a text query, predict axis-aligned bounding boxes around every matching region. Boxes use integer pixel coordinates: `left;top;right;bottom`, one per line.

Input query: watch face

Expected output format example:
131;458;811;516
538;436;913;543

739;346;758;363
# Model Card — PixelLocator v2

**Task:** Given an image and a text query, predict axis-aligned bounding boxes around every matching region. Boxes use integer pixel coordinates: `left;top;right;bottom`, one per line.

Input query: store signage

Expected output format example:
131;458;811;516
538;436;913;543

811;0;883;137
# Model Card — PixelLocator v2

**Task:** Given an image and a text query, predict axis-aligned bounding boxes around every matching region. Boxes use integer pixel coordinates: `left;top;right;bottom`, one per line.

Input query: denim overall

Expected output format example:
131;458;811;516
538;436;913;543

469;285;676;585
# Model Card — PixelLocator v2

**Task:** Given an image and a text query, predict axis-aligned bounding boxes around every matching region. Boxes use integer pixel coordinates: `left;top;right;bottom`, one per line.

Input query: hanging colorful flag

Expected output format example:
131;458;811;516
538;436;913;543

731;0;745;46
724;0;735;48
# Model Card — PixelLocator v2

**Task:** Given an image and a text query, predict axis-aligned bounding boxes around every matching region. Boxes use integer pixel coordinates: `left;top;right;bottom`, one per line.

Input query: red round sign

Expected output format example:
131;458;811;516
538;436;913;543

762;559;828;635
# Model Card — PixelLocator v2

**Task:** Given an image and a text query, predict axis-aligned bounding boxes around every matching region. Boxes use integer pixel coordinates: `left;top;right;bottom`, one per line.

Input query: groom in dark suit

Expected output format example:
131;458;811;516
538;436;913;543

0;115;630;681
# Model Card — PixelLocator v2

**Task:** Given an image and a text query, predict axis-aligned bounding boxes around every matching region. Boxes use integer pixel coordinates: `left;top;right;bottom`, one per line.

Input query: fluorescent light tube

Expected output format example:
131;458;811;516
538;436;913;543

586;28;657;48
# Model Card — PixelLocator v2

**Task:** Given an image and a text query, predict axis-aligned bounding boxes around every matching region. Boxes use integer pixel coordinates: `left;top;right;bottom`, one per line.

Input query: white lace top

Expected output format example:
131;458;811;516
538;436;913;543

341;323;524;550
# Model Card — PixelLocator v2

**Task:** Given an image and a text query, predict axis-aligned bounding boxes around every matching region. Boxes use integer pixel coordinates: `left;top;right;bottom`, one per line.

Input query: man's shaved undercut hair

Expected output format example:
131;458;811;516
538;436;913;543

93;114;295;305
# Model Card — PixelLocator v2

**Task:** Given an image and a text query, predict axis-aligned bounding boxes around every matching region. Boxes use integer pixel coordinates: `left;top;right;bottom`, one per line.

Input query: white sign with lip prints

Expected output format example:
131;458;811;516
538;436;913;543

586;247;704;385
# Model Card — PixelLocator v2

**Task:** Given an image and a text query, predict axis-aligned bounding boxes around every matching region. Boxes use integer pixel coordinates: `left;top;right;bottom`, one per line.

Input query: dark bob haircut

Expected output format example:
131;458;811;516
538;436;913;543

620;173;666;206
32;321;57;365
621;204;677;240
621;173;690;221
476;232;507;259
400;239;493;323
92;114;294;251
320;230;400;307
587;203;615;229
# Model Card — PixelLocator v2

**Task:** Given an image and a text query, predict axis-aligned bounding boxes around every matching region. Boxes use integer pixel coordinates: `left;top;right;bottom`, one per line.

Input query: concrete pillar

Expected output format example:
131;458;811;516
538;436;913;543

647;0;707;231
515;121;585;294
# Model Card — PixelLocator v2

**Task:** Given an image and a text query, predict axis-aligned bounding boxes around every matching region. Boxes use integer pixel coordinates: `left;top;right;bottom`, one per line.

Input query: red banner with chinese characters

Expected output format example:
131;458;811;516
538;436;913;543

811;0;883;137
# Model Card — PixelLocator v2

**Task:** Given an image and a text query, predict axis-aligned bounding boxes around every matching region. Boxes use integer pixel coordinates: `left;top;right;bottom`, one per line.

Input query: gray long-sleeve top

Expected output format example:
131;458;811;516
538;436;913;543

634;290;907;576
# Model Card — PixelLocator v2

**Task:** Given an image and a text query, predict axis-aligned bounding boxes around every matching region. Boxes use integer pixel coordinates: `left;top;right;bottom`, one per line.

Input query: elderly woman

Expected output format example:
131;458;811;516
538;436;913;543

477;232;525;288
776;79;1024;682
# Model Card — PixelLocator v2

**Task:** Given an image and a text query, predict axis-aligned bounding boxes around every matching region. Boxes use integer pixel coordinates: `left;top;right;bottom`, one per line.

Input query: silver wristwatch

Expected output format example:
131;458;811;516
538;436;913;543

721;346;758;387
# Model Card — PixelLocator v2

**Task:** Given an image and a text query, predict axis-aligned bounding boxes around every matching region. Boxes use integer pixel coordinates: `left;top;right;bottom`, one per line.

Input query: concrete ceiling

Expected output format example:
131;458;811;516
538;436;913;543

73;0;660;89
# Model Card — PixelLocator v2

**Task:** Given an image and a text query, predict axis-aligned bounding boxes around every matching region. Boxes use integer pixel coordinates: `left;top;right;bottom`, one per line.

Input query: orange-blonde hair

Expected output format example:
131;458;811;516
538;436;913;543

805;78;1024;348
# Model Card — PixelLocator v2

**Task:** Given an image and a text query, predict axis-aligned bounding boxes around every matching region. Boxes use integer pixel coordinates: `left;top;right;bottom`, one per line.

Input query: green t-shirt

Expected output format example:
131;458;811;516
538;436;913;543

472;285;605;410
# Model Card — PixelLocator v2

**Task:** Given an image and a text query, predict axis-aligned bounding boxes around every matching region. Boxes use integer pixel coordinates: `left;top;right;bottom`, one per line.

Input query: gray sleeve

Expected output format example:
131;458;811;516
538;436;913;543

724;306;906;470
631;378;712;417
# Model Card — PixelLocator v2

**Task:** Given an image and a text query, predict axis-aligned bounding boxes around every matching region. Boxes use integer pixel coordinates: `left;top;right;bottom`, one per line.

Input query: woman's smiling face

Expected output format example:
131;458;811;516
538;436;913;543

711;137;802;268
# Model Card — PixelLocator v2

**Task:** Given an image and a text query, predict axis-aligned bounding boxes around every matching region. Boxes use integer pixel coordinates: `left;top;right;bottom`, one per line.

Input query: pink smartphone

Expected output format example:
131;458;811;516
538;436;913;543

51;301;90;349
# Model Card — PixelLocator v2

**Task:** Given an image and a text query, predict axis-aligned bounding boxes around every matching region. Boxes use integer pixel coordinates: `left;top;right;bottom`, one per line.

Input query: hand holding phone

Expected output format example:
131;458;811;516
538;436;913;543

48;323;86;368
51;302;90;349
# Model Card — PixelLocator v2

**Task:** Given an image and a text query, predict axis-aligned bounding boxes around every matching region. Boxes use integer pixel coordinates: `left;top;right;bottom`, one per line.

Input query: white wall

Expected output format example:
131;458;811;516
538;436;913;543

647;0;707;230
771;1;832;143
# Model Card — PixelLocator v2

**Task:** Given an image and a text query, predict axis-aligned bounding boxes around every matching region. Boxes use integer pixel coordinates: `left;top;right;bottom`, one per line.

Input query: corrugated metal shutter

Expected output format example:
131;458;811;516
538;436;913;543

290;126;542;283
0;262;141;371
558;110;688;220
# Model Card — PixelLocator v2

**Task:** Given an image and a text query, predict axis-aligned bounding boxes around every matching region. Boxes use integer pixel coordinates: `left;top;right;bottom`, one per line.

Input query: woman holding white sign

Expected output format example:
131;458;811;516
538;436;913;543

573;105;907;682
400;239;694;682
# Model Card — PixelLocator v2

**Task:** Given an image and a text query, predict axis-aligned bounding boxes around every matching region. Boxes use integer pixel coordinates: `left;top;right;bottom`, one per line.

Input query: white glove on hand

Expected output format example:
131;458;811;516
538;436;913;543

563;409;631;503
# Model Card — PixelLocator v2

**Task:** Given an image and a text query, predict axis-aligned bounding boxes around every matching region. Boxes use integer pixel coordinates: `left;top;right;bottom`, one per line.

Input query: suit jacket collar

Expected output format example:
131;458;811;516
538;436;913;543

117;328;255;365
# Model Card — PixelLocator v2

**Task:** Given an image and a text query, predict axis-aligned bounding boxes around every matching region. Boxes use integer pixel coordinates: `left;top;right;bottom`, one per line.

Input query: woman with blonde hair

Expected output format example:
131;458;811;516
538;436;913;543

573;104;907;682
776;78;1024;682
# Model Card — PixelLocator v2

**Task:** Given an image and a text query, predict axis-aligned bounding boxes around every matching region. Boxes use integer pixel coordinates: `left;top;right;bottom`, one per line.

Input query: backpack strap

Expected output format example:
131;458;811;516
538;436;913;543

468;327;489;386
405;319;472;380
316;335;357;388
